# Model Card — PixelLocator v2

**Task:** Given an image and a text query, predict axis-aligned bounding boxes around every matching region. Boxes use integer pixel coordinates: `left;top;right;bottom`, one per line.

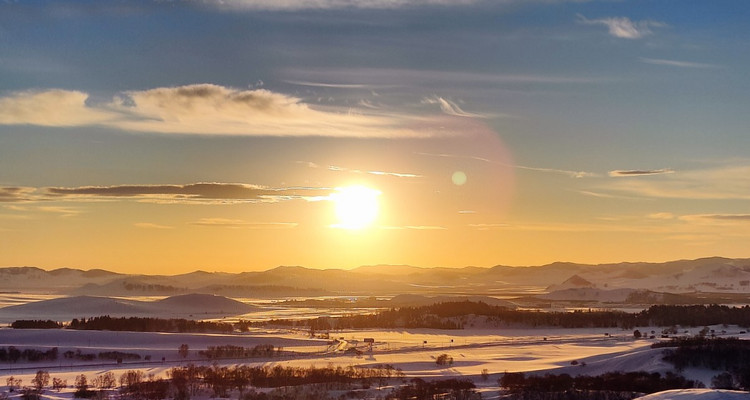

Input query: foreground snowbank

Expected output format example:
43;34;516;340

636;389;750;399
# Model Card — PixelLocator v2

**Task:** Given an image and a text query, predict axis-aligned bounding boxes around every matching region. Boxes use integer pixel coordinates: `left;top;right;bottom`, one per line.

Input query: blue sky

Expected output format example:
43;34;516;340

1;0;749;273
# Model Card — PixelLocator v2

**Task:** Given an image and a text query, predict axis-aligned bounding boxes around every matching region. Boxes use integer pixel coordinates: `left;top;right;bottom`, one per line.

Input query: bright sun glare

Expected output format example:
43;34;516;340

332;186;381;230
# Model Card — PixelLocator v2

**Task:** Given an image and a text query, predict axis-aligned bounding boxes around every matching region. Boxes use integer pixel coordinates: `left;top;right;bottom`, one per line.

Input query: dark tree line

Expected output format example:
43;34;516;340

0;346;58;362
11;320;62;329
641;304;750;327
198;344;277;359
384;378;478;400
658;336;750;390
167;363;405;399
98;351;142;361
263;302;750;330
13;303;750;334
123;283;182;293
68;316;234;333
499;371;700;396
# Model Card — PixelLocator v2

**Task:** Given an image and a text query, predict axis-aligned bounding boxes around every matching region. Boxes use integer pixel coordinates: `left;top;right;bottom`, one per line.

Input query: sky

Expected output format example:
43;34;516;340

1;0;750;274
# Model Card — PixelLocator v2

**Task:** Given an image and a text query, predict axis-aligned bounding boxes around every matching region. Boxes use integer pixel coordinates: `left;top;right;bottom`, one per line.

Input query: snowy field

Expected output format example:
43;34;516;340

2;326;749;399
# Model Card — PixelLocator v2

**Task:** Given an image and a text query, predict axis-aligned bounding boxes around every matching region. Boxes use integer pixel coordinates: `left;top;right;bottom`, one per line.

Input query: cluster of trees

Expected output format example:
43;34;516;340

68;316;234;333
98;351;142;361
262;301;629;330
263;302;750;331
72;372;118;398
658;336;750;390
384;378;478;400
12;303;750;342
640;305;750;327
10;320;62;329
500;371;700;397
63;349;96;361
117;371;169;400
7;370;166;400
0;346;58;363
1;364;462;400
6;371;69;400
435;354;454;366
308;307;462;330
13;303;750;336
122;283;182;293
167;363;404;399
198;344;278;359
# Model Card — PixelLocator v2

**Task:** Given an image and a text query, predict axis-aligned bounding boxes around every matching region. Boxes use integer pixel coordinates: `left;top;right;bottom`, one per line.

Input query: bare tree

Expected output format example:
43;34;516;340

31;370;50;392
52;377;67;392
6;376;21;392
178;344;189;359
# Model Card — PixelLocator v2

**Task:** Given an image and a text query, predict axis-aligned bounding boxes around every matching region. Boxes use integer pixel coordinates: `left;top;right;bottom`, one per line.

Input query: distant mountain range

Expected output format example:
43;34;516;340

2;257;750;298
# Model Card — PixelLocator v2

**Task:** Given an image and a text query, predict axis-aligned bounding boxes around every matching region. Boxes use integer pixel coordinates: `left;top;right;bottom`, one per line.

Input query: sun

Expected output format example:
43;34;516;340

331;186;381;230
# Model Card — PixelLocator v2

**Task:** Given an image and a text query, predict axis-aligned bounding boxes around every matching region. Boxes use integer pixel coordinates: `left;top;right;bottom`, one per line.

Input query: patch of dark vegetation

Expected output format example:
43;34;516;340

499;371;701;399
657;336;750;390
166;363;404;399
198;344;278;359
98;351;141;361
643;304;750;327
123;282;184;293
63;349;96;361
68;316;234;333
10;320;63;329
260;302;750;330
20;303;750;334
0;346;58;362
384;378;479;400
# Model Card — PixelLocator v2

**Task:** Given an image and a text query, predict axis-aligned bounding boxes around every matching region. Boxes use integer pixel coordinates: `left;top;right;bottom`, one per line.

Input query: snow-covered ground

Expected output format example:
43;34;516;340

2;326;749;399
635;389;750;399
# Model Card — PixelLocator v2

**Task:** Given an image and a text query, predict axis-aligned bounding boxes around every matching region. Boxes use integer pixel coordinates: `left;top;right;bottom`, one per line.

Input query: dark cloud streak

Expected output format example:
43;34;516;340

609;169;674;177
0;187;36;203
44;183;329;202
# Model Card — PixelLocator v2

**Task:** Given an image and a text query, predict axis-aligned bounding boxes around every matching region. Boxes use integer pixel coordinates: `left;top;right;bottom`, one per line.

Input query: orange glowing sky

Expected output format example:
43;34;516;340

1;1;750;273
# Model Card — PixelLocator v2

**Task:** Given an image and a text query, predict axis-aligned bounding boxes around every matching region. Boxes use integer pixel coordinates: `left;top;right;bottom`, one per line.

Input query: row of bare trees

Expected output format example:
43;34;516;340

168;363;404;399
4;364;405;400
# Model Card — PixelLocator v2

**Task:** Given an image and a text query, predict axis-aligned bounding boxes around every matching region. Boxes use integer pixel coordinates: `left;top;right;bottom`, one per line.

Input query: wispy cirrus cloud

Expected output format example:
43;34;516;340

416;152;596;178
38;206;82;217
679;214;750;223
42;183;330;204
609;169;674;177
189;218;298;229
134;222;174;230
577;14;666;39
516;165;597;178
288;67;606;90
577;190;627;199
209;0;482;11
209;0;599;12
381;225;448;230
468;223;509;230
284;80;379;89
648;212;675;220
0;84;429;138
604;164;750;200
640;58;721;69
421;96;484;118
300;161;422;178
0;187;36;203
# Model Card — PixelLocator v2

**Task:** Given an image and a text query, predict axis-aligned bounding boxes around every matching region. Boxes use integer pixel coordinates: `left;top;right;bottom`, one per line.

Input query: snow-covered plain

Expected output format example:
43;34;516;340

2;325;748;399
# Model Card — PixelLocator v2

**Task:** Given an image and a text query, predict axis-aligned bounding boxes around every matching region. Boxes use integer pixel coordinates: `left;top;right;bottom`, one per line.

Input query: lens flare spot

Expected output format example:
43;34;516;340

452;171;467;186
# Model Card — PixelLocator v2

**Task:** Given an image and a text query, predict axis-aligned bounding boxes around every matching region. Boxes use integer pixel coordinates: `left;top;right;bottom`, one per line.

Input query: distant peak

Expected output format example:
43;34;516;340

546;274;595;291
